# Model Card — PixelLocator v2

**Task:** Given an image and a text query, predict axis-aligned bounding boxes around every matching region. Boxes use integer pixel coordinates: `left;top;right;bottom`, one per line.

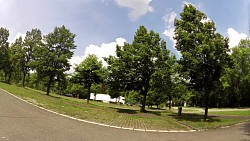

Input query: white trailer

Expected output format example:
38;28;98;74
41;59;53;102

90;93;125;104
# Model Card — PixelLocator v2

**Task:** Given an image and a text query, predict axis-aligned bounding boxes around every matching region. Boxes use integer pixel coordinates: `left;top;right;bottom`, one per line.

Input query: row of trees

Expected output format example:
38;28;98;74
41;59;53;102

0;5;249;119
0;26;76;95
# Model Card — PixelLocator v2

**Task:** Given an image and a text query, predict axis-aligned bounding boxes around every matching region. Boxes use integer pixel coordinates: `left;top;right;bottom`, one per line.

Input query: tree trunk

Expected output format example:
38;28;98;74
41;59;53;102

168;96;172;110
22;72;26;87
87;83;91;104
204;106;208;120
46;83;51;95
140;92;147;113
46;76;53;95
204;92;209;120
4;73;8;82
7;72;12;84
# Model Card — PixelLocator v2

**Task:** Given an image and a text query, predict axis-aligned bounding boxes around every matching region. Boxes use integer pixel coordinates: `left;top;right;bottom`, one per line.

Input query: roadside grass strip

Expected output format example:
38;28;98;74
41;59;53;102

0;82;249;132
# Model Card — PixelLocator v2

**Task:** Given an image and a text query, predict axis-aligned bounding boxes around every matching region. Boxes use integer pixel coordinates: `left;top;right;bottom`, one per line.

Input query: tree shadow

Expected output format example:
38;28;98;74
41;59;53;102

115;108;137;114
0;80;10;84
240;122;250;141
147;107;166;111
172;113;221;123
144;110;161;116
109;107;162;116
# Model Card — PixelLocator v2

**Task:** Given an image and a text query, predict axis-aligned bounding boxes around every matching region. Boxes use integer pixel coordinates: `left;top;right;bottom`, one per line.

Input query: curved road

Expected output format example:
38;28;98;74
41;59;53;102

0;89;249;141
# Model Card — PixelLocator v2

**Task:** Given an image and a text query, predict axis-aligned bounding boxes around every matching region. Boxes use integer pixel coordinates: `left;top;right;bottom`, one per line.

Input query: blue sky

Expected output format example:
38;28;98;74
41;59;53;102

0;0;249;71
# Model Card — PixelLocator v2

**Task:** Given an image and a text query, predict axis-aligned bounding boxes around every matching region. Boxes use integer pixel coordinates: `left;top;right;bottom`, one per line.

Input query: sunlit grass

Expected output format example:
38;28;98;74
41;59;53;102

0;82;249;131
209;110;250;116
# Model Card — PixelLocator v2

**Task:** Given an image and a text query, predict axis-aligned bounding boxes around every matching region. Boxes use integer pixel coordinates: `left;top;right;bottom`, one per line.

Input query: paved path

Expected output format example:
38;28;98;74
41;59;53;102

0;89;249;141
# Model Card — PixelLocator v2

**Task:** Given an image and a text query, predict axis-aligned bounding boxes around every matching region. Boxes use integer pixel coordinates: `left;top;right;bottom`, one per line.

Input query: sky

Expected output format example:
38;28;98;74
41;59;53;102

0;0;249;73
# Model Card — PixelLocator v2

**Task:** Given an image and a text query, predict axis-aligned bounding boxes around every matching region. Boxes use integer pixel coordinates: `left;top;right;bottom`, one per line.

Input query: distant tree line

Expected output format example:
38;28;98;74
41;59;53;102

0;5;249;119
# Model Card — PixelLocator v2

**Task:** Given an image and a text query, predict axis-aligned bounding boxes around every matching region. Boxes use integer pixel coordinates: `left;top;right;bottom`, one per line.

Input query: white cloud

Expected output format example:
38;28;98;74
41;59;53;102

162;11;181;56
162;12;176;41
162;11;176;26
227;28;248;48
14;32;25;40
115;0;153;20
67;37;126;73
9;32;25;43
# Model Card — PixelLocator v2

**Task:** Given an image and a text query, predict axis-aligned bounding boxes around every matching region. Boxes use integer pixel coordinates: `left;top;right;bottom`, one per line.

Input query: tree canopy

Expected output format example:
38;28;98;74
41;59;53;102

106;25;174;112
31;25;76;95
72;54;103;104
174;4;231;119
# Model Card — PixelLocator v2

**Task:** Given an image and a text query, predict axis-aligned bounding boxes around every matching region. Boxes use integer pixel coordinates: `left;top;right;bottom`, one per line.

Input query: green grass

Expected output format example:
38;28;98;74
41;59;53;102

0;82;249;131
209;110;250;116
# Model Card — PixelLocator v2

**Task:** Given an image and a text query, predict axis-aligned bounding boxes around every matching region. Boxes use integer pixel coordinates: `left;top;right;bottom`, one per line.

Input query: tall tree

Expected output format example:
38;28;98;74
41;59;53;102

174;4;230;120
0;27;10;81
72;54;103;104
151;54;176;109
23;29;43;86
32;25;76;95
106;26;172;112
222;39;250;107
105;56;127;100
9;37;25;83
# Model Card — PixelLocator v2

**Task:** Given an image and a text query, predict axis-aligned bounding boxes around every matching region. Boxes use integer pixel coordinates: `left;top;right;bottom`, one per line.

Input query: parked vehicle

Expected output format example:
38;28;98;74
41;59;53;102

126;102;133;106
136;103;142;107
90;93;125;104
64;93;73;97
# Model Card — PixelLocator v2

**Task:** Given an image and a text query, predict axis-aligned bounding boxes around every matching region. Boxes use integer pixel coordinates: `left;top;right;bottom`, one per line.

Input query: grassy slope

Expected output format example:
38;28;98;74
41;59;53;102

0;82;249;130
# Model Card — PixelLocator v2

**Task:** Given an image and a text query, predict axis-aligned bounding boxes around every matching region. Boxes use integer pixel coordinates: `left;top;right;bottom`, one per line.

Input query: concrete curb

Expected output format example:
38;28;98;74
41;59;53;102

1;88;247;133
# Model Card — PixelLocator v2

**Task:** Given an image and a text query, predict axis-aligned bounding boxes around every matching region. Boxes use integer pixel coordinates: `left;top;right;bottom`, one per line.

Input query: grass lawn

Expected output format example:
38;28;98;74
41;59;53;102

0;82;249;131
209;110;250;116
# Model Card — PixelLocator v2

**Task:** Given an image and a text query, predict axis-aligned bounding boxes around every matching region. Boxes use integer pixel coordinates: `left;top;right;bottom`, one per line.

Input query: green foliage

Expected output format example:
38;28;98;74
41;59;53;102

125;91;140;104
32;25;76;95
9;37;25;83
72;54;103;103
174;4;230;119
0;27;10;82
150;55;177;109
65;83;87;98
221;39;250;107
106;26;173;112
22;29;43;86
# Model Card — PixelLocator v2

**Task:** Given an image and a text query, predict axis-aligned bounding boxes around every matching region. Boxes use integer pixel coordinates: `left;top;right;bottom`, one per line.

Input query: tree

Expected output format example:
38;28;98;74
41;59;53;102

0;27;10;81
174;4;230;120
105;56;127;100
151;54;176;109
106;26;173;112
222;39;250;107
9;37;25;83
23;29;43;86
72;54;103;104
32;25;76;95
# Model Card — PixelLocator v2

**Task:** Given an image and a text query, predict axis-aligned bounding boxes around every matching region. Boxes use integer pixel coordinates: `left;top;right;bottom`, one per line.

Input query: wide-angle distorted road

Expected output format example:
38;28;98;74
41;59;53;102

0;89;249;141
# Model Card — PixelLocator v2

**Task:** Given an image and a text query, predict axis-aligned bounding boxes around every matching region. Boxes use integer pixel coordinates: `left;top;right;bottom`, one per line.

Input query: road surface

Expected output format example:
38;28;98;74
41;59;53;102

0;89;249;141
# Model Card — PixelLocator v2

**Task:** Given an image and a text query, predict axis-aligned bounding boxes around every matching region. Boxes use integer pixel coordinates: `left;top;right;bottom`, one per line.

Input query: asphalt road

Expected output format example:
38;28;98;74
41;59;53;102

0;89;249;141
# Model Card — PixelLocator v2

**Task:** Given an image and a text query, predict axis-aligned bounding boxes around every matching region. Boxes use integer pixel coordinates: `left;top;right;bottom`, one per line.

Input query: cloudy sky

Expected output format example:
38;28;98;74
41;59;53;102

0;0;249;72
